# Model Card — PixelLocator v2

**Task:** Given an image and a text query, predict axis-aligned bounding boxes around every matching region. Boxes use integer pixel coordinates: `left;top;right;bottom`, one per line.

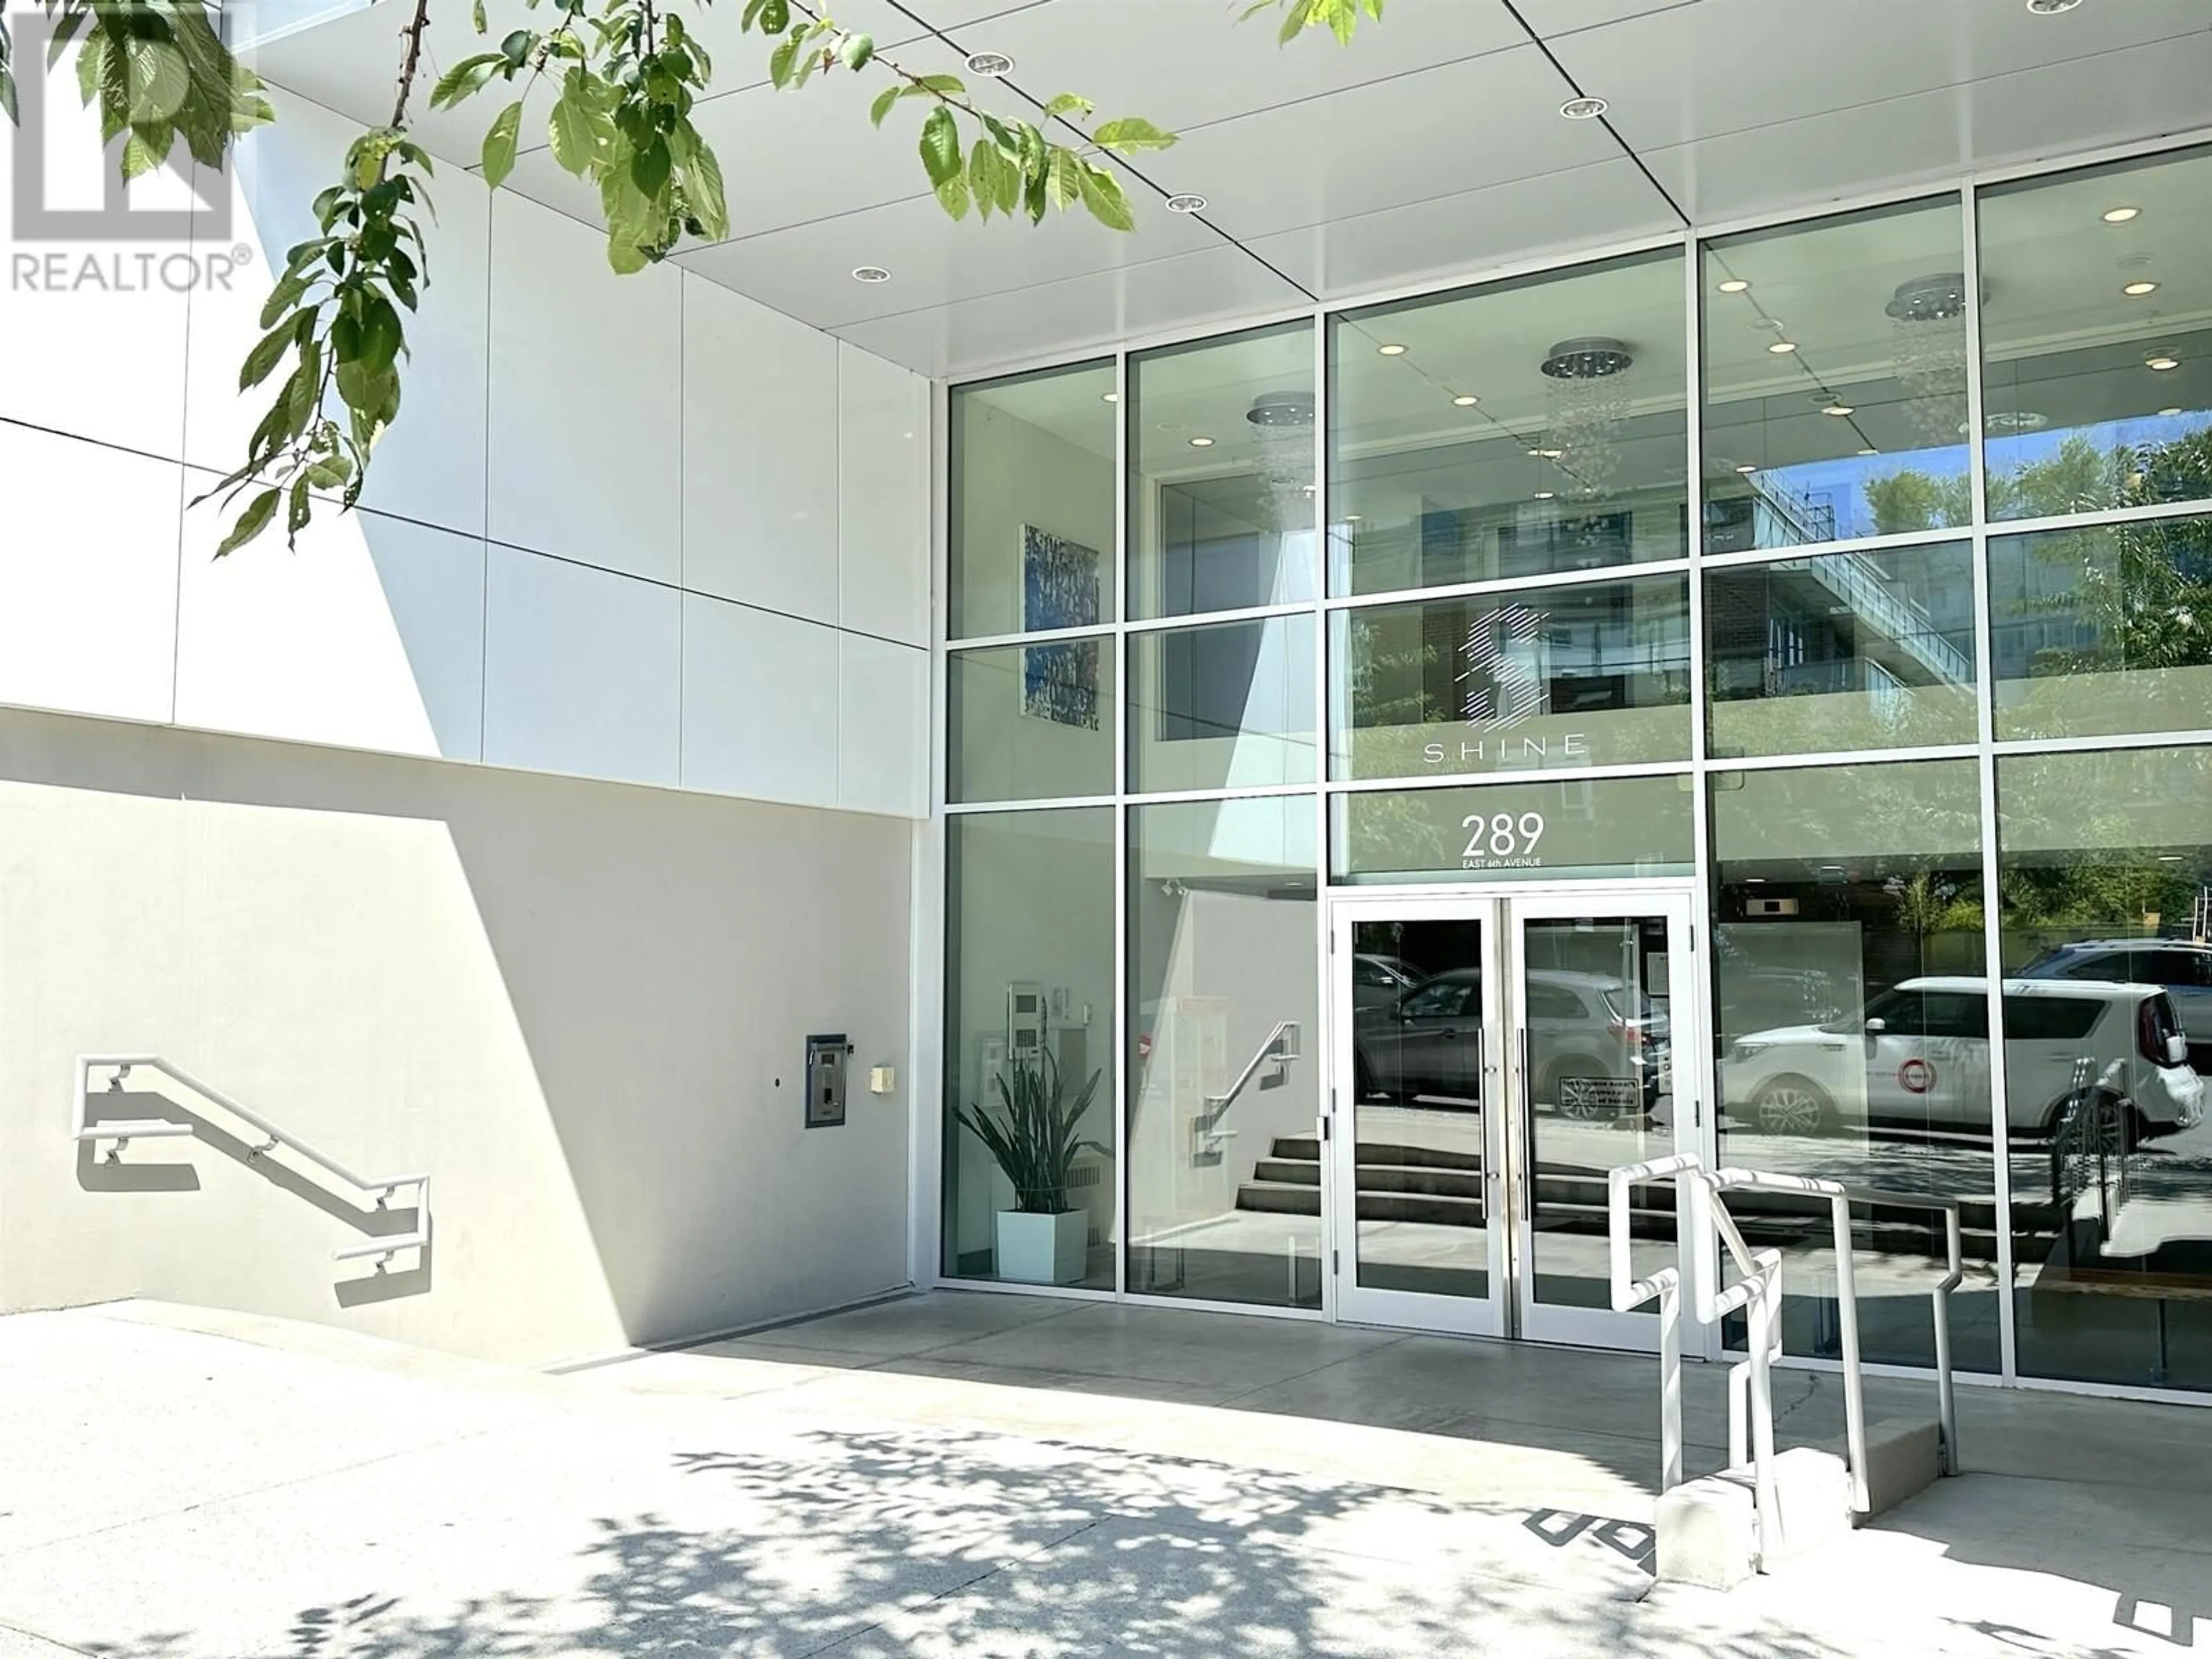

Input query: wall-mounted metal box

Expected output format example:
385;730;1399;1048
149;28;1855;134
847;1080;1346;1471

805;1034;852;1128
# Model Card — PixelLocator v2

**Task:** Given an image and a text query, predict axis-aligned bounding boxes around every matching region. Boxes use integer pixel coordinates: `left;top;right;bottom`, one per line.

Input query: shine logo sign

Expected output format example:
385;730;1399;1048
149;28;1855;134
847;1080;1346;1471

1420;600;1589;768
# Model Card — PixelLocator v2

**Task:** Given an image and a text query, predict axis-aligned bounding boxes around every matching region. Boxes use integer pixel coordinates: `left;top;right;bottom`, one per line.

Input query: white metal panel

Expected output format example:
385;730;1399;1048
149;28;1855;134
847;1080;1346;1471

832;243;1310;378
673;165;1228;332
838;344;933;646
1546;0;2212;155
1164;45;1613;245
1637;36;2212;224
1243;157;1681;299
838;633;930;817
0;426;181;726
487;193;683;584
681;275;842;624
482;545;681;785
680;593;840;806
175;487;486;762
956;0;1527;134
1509;0;1696;36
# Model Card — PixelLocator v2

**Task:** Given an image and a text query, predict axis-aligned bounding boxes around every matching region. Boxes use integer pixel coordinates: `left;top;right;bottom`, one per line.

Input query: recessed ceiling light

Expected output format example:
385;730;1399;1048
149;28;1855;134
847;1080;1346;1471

1717;279;1751;294
1344;514;1362;522
1188;435;1216;447
2102;206;2141;224
1453;394;1481;407
1526;446;1563;460
1767;340;1798;355
965;50;1015;75
850;266;891;283
2025;0;2081;13
1102;392;1119;404
1165;193;1208;214
2123;281;2160;297
1821;403;1855;416
1377;343;1408;357
1736;464;1760;475
1559;96;1608;119
1533;490;1556;500
2147;355;2181;372
2158;407;2184;418
1858;447;1879;456
1302;483;1317;494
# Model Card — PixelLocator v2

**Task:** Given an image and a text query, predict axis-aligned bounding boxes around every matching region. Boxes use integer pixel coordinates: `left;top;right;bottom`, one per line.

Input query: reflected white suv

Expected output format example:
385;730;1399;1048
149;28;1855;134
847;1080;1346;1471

1719;976;2205;1140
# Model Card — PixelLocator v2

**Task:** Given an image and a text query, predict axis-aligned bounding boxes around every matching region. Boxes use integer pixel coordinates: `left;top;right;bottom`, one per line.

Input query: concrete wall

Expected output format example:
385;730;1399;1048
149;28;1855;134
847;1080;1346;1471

0;707;914;1366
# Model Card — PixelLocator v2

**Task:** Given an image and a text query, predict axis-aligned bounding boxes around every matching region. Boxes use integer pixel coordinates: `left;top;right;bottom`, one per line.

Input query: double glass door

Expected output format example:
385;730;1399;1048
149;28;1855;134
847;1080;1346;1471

1330;890;1702;1348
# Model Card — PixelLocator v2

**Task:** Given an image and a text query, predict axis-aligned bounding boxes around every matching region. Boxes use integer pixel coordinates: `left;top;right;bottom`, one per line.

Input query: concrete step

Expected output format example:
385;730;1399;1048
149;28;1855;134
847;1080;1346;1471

1236;1180;1489;1228
1253;1158;1488;1200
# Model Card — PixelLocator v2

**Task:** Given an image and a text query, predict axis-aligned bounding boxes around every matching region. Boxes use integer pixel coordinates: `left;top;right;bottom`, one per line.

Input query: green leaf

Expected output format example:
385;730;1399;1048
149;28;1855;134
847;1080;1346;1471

479;99;523;185
869;85;900;127
630;135;671;196
120;126;172;180
547;81;600;172
838;31;874;71
215;488;281;557
240;314;304;390
474;0;488;33
357;294;405;376
1046;146;1080;210
122;37;190;124
1042;92;1093;119
429;52;504;110
918;105;960;188
935;168;970;222
286;474;313;540
605;236;650;274
499;29;533;67
968;137;1004;222
686;131;729;241
761;0;790;31
1076;162;1135;232
767;29;802;88
1091;116;1176;153
910;74;966;97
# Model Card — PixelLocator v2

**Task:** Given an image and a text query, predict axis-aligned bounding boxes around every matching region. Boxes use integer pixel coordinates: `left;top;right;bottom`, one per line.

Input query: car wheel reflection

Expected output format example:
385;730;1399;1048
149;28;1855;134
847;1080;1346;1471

1752;1078;1832;1137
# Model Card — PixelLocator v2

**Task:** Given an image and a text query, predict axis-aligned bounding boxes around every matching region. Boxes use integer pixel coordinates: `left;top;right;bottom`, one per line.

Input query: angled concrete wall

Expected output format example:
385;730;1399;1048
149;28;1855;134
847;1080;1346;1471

0;707;914;1366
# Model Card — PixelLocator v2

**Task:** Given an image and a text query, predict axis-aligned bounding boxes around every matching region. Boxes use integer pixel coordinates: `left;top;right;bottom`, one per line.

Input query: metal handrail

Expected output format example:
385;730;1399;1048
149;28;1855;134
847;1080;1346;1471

1848;1187;1962;1474
1608;1152;1702;1494
1193;1021;1301;1157
73;1054;431;1267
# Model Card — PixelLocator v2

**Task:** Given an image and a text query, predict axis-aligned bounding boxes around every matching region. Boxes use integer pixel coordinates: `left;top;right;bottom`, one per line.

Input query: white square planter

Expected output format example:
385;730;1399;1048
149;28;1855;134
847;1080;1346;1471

995;1209;1089;1285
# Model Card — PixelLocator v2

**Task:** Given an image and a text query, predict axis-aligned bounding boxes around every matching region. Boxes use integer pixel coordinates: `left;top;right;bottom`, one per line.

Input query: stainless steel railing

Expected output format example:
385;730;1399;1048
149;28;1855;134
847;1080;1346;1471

73;1054;431;1268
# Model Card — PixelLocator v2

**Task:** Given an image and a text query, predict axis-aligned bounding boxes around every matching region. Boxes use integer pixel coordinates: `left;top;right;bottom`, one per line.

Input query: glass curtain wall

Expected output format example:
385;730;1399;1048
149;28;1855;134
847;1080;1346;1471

942;140;2212;1392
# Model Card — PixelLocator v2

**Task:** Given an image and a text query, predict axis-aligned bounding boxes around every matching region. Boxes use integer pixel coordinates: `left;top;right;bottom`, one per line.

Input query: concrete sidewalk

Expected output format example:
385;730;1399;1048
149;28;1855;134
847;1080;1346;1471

2;1294;2206;1657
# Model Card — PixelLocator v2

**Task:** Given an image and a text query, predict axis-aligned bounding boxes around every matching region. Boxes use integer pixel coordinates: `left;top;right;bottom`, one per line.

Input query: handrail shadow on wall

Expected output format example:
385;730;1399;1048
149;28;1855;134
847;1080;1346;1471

73;1055;432;1304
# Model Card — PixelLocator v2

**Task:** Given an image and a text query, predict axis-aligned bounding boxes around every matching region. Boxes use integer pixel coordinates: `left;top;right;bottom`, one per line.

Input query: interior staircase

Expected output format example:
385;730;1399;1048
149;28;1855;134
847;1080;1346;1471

1234;1131;2032;1260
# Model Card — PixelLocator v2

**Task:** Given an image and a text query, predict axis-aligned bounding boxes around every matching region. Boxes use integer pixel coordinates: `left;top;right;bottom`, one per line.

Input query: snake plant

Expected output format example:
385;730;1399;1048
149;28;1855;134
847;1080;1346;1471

957;1050;1107;1215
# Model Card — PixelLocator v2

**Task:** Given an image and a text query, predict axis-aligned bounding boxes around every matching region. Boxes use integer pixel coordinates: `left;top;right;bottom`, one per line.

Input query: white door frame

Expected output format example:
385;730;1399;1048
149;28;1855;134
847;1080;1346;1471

1327;880;1712;1352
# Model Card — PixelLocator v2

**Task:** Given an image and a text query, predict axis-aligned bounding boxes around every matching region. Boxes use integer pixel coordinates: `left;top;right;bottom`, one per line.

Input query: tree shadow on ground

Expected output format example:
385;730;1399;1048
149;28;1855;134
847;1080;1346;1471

204;1426;1877;1659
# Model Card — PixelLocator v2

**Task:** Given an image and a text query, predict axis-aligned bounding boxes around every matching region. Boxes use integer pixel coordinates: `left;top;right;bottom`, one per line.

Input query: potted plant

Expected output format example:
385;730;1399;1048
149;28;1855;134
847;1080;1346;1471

958;1050;1105;1285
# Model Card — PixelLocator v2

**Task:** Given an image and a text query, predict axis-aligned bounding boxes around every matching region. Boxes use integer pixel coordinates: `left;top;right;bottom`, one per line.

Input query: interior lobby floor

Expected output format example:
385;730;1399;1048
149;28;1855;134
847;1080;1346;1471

5;1291;2209;1658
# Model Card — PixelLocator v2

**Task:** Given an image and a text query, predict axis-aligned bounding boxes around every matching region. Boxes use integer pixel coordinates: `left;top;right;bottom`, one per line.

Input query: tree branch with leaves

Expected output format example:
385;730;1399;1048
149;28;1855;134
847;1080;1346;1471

0;0;1382;554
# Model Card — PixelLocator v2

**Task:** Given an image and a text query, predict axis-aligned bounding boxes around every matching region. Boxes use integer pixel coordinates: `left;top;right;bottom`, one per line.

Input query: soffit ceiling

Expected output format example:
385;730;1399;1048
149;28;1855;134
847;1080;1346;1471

244;0;2212;381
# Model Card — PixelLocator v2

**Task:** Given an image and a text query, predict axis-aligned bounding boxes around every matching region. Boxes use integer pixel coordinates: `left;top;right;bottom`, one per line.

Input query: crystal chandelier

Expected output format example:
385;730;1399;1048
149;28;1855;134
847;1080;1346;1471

1540;336;1634;500
1887;272;1970;451
1244;389;1316;531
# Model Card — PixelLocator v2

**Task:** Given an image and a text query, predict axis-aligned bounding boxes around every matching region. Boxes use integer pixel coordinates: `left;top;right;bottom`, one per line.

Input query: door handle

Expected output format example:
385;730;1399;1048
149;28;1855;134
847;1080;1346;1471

1516;1027;1534;1217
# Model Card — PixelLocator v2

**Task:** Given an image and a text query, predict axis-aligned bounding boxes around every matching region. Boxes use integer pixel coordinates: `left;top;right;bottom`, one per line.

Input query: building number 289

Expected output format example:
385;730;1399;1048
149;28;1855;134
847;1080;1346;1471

1461;811;1547;861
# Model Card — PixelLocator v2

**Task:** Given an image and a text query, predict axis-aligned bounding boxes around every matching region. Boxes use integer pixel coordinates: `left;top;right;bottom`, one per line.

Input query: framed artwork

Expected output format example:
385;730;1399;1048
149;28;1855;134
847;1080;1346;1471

1021;525;1102;730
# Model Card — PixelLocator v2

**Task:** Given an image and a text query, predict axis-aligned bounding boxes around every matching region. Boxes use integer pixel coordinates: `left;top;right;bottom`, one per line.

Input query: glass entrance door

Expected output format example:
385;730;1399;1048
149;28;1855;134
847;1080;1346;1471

1330;890;1702;1348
